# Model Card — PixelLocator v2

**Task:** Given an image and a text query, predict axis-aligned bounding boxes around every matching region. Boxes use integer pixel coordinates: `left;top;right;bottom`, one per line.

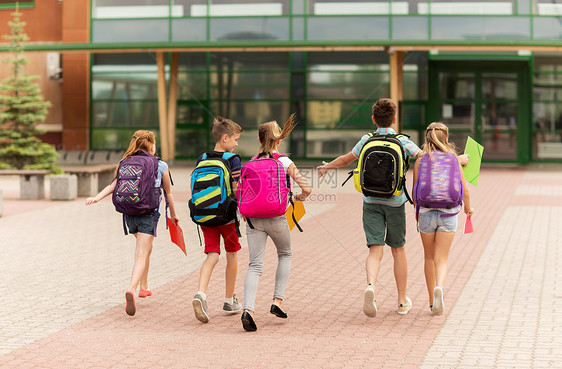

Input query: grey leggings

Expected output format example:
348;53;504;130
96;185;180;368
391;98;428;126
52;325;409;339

243;215;292;312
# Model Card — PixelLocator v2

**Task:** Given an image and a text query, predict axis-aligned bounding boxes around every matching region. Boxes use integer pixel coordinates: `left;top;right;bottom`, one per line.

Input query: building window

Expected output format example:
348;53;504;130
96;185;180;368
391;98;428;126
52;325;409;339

91;53;160;150
0;0;34;8
532;54;562;160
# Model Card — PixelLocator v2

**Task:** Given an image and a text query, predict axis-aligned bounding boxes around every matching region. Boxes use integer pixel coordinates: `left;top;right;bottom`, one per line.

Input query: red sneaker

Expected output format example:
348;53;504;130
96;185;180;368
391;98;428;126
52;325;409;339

139;289;152;298
125;291;136;316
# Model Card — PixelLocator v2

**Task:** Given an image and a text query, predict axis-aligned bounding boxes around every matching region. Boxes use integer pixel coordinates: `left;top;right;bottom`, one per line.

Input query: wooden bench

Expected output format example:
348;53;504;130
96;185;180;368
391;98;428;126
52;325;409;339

61;164;117;197
0;169;53;200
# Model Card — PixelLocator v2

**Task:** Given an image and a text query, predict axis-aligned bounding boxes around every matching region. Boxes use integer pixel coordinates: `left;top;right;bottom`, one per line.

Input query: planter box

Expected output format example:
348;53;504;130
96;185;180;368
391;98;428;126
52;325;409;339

0;170;53;200
49;174;78;201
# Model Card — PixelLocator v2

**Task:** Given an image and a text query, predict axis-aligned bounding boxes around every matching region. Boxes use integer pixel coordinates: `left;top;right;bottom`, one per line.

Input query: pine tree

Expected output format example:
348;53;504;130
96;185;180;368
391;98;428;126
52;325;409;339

0;8;58;170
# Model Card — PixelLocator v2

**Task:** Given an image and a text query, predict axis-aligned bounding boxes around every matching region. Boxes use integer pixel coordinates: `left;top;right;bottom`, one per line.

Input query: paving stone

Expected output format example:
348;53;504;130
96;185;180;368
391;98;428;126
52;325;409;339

1;167;562;368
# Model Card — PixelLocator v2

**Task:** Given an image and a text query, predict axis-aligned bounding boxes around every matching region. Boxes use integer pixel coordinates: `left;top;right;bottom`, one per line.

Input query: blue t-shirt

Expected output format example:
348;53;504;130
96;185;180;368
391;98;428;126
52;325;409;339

196;151;241;181
155;160;168;187
352;127;421;207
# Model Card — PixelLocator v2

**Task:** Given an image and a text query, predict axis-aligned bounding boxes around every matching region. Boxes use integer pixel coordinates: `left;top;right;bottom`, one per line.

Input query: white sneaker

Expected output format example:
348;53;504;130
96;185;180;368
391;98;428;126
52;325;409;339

363;285;377;317
397;297;412;315
433;286;444;316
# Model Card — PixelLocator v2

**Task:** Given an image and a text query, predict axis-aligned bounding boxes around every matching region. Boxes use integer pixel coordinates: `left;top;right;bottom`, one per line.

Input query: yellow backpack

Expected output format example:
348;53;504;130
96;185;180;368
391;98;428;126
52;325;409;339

343;132;412;202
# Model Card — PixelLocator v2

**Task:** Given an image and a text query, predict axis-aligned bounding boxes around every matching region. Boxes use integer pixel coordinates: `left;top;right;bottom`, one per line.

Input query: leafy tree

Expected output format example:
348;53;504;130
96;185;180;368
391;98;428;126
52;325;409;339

0;9;57;170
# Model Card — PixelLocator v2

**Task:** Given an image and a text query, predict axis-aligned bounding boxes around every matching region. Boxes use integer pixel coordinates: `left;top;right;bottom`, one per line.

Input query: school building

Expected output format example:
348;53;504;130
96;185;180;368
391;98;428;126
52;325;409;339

1;0;562;164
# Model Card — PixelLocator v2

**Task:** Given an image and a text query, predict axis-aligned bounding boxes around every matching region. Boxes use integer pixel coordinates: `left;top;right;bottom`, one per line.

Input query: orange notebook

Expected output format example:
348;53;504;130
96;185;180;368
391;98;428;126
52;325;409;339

286;201;306;231
168;217;186;255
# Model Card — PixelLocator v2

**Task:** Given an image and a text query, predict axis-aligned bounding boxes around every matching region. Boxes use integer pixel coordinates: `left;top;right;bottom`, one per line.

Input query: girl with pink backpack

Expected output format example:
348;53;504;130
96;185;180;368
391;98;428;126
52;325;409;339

237;114;311;332
412;122;474;316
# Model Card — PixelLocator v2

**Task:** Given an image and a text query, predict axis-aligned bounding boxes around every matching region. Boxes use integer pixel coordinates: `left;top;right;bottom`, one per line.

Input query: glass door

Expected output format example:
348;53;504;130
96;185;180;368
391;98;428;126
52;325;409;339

428;61;530;163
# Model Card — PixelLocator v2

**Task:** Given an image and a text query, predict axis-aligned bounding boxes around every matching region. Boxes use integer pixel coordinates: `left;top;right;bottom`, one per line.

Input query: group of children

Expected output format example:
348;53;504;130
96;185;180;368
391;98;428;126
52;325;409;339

85;97;473;331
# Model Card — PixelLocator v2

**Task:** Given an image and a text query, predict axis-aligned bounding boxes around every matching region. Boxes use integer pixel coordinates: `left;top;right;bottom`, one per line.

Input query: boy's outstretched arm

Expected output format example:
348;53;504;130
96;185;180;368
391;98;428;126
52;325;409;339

317;152;356;178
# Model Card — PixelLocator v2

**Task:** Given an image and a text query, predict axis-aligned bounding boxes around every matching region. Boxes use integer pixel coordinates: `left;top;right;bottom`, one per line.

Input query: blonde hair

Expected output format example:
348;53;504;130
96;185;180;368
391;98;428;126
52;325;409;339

212;116;243;143
258;113;297;156
114;130;156;178
422;122;457;155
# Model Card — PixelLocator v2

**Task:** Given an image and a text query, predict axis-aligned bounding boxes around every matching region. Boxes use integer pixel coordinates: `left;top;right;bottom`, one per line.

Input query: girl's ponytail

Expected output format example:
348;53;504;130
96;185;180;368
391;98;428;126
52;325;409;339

258;113;298;156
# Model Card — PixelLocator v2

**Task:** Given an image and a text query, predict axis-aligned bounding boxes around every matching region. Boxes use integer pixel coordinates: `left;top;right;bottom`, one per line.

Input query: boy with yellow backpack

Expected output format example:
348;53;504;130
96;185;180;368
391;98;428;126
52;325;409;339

318;98;468;317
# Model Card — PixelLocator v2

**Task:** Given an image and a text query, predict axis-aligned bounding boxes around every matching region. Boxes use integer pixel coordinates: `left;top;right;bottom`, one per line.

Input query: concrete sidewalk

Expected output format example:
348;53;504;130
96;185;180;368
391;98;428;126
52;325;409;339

0;166;561;368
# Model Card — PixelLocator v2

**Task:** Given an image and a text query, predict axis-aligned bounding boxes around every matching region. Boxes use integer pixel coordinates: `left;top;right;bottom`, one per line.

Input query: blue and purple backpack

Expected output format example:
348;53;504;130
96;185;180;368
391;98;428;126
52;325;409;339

413;151;463;219
112;150;168;235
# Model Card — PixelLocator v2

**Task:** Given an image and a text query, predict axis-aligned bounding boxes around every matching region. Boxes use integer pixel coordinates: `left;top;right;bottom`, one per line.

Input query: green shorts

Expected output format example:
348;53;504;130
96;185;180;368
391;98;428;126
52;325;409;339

362;202;406;248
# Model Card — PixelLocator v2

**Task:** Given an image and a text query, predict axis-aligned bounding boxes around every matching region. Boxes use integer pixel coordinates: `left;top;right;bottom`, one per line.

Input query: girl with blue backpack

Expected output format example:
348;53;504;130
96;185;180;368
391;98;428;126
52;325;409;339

237;114;311;331
412;122;473;316
85;130;179;316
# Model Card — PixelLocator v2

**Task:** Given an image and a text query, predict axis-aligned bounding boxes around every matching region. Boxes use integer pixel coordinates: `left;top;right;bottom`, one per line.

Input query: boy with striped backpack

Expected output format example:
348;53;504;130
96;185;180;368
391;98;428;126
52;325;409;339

189;117;244;324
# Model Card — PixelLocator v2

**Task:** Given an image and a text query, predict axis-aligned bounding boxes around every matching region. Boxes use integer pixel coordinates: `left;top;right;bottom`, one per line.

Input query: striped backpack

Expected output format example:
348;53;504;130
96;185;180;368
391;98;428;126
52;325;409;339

112;150;168;235
188;151;239;228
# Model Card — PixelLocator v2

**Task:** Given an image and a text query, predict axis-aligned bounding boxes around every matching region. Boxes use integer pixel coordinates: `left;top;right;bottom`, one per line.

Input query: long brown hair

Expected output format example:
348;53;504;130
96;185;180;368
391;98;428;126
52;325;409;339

258;113;297;156
114;130;156;178
422;122;457;155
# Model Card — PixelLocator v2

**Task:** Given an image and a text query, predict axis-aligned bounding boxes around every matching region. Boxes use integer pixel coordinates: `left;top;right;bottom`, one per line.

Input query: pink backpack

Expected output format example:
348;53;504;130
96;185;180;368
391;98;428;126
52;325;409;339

237;152;290;219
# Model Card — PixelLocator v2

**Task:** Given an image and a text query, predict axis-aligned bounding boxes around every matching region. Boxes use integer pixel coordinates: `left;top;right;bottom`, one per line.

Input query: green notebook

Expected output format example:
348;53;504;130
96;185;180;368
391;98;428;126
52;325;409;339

463;136;484;186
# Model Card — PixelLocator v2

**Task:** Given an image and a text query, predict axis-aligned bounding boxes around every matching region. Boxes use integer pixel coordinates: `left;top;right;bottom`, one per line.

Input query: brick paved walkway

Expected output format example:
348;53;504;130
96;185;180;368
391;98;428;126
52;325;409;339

0;166;561;368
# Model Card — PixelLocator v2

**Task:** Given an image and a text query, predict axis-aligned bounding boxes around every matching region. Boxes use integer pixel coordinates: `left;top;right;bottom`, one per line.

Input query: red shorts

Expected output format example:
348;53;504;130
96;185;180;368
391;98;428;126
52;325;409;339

201;223;241;254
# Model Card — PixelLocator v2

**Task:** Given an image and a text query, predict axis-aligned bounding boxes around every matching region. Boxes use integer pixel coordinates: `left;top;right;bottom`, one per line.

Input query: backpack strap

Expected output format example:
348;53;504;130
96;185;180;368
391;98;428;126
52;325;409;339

404;186;413;205
235;218;242;237
255;152;286;160
393;133;413;204
247;217;255;230
342;170;354;187
221;152;236;160
123;214;128;236
196;225;203;247
288;194;303;232
168;169;174;186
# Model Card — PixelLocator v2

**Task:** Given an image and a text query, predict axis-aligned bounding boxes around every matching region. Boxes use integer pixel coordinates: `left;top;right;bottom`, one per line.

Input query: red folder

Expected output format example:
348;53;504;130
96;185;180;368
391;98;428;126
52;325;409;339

464;215;474;234
167;217;186;255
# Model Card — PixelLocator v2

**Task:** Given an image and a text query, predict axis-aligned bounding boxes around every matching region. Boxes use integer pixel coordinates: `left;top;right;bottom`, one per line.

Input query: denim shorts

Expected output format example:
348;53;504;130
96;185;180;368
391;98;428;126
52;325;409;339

124;212;160;236
418;210;458;234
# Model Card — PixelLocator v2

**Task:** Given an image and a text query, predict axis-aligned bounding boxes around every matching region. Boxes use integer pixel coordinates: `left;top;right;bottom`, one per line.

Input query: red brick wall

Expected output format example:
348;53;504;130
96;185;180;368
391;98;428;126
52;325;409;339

0;0;62;41
61;0;90;150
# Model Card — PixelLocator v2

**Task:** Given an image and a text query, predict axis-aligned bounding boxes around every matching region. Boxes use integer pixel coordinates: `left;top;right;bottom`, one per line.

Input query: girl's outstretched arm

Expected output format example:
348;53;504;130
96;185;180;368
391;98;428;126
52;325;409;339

162;169;179;224
85;180;116;205
287;163;312;202
458;162;474;216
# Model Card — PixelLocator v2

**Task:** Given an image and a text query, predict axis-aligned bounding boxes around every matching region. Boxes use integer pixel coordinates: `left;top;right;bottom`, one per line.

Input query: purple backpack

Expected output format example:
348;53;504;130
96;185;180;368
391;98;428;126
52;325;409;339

413;151;463;217
112;150;167;234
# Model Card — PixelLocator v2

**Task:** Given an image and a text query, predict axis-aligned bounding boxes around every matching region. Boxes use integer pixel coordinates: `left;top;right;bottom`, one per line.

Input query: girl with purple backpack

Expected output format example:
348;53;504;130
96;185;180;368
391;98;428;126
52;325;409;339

412;122;473;316
237;114;311;331
85;130;179;316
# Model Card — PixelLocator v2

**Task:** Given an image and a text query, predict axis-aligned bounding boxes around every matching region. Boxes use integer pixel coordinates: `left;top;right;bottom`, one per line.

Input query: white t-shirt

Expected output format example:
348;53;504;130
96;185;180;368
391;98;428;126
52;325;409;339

274;151;294;172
